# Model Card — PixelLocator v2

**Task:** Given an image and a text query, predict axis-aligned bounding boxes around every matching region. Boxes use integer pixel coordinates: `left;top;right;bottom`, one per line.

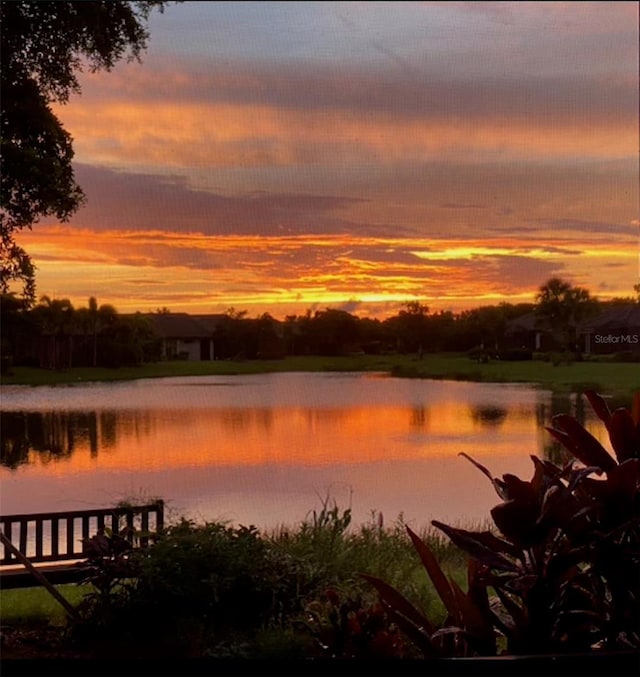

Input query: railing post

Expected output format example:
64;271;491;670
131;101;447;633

1;520;13;563
156;500;165;534
35;518;43;559
19;519;28;555
66;517;74;557
51;518;59;558
140;508;149;547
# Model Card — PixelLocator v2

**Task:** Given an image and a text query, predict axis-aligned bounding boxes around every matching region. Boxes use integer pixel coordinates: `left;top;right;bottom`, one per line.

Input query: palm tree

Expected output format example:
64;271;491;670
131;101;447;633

76;297;117;366
32;296;75;368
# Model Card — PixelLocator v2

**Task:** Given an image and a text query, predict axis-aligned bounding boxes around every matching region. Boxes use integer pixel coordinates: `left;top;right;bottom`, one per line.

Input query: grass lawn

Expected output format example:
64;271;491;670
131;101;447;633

389;354;639;396
1;353;637;396
0;584;91;624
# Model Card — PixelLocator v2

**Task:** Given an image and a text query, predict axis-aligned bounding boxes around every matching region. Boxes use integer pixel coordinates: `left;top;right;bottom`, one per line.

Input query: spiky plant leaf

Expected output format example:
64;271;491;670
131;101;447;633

359;573;436;636
406;526;460;624
549;414;617;472
431;521;520;570
584;390;612;425
608;409;640;463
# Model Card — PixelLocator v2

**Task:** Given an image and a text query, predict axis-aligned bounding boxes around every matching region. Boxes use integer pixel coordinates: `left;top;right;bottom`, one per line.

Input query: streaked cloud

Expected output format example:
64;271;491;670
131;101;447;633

20;1;639;315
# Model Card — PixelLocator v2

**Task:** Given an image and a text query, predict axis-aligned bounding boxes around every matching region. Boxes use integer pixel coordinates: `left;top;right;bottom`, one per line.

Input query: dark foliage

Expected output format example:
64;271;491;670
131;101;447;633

71;519;323;657
363;390;640;657
303;587;414;659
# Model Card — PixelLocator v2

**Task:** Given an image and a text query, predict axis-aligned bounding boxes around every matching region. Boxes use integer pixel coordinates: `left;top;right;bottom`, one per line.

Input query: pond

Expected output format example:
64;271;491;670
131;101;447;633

0;373;612;532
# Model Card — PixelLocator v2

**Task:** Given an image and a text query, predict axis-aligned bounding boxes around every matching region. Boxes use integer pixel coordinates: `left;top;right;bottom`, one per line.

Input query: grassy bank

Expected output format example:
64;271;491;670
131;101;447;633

0;510;466;659
0;584;90;625
0;514;465;625
1;353;637;395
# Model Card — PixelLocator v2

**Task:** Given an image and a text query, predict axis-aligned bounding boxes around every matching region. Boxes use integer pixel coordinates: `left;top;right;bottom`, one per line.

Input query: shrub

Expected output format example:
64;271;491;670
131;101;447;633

73;519;314;657
550;351;574;366
363;390;640;657
70;498;467;659
613;351;640;363
302;587;415;659
468;346;492;363
498;348;532;361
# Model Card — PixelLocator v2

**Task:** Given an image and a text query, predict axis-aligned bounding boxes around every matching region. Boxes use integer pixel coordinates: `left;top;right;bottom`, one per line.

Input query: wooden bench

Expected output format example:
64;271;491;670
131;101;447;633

0;502;164;590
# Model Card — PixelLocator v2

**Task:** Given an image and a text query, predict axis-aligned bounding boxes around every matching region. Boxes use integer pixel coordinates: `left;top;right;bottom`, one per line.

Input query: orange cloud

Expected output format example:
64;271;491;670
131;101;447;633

20;226;636;317
55;98;633;172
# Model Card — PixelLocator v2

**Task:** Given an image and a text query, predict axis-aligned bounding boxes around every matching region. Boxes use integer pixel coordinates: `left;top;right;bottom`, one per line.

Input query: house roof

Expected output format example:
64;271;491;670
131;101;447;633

144;313;217;339
578;304;640;332
190;314;227;333
505;312;540;333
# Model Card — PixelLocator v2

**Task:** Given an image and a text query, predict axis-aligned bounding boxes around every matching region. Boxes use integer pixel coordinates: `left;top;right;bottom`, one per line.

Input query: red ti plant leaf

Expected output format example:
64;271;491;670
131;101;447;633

359;574;441;657
459;453;508;500
584;389;640;463
538;483;582;534
405;526;460;624
381;602;439;657
449;578;496;655
545;425;579;456
402;529;497;656
594;458;640;526
584;390;612;425
491;586;528;647
467;559;491;615
607;408;640;463
431;521;520;571
359;573;436;638
548;414;617;473
500;474;537;503
489;499;542;548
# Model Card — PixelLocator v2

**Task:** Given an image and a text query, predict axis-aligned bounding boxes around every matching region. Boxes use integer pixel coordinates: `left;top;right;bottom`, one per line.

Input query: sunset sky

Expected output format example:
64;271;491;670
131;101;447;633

24;0;640;319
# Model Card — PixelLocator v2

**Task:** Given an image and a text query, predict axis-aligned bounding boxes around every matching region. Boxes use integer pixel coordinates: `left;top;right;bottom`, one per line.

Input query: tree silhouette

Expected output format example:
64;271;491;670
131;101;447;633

534;277;598;352
31;295;75;368
1;1;171;302
76;296;117;366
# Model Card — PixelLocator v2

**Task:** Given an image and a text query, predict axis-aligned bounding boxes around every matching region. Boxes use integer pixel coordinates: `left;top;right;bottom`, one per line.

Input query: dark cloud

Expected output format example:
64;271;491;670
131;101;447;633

95;56;636;128
125;279;167;286
532;218;639;236
603;262;629;269
480;255;563;287
441;203;486;209
58;165;369;236
336;299;364;314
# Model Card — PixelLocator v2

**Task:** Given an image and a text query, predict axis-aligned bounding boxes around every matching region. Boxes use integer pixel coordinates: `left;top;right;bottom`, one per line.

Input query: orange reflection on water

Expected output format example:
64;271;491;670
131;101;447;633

4;379;613;527
14;400;539;479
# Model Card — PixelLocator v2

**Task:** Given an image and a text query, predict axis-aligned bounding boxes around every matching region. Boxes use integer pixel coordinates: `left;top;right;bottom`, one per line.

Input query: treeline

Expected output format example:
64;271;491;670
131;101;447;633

213;277;638;360
2;277;637;368
214;301;538;360
4;294;535;367
1;295;162;369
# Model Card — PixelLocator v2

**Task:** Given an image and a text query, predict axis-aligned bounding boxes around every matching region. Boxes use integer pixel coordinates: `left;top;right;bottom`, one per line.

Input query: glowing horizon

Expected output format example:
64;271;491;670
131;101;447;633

12;1;639;318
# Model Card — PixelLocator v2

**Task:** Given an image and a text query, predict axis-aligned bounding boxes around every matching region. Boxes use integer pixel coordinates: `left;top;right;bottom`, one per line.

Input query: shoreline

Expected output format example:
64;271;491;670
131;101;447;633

1;353;636;396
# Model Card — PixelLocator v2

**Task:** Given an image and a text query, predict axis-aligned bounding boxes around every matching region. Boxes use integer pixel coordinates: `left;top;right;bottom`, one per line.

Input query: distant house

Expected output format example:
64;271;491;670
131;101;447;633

504;312;555;352
145;313;226;361
578;305;640;355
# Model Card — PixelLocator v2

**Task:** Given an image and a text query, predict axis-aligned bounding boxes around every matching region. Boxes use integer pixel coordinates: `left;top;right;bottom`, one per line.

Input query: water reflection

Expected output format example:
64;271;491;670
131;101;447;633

2;401;556;470
469;405;508;427
1;410;147;468
0;375;614;529
410;407;429;428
